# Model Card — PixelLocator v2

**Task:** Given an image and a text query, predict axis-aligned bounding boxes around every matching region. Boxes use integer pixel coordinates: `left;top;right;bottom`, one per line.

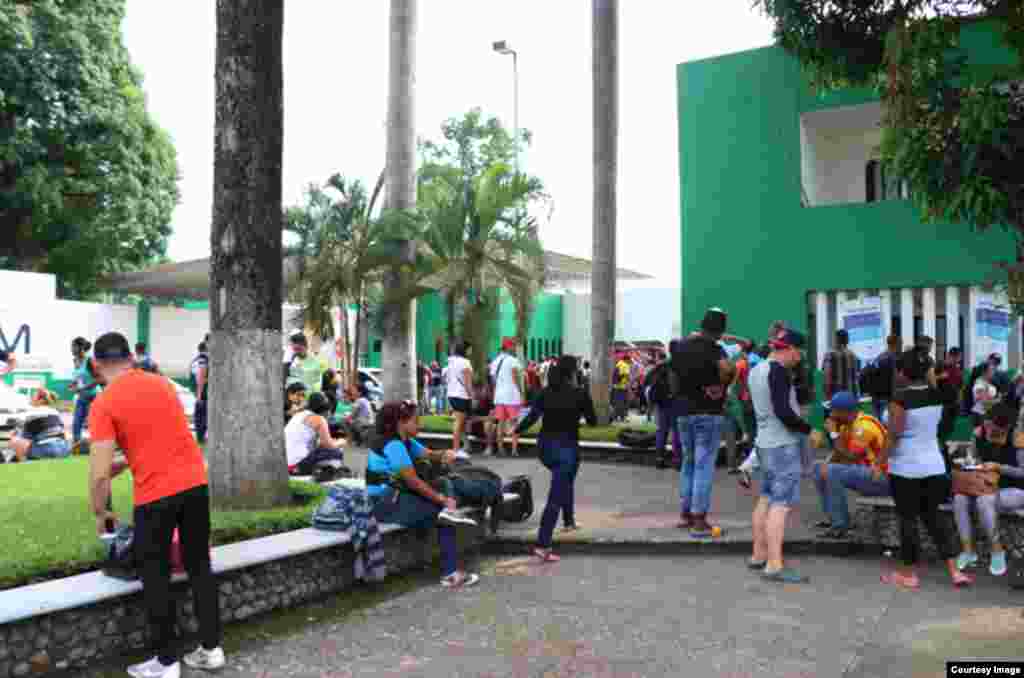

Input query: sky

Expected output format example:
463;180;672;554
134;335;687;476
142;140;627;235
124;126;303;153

121;1;775;286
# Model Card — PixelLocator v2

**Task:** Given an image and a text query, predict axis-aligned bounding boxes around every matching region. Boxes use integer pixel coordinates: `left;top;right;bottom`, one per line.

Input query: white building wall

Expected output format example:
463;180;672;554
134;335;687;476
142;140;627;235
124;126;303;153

800;103;884;207
562;288;681;360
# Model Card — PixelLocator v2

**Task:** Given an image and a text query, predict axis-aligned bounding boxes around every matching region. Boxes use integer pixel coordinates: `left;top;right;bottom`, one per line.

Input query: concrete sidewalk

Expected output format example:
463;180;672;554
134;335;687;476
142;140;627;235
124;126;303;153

82;553;1024;678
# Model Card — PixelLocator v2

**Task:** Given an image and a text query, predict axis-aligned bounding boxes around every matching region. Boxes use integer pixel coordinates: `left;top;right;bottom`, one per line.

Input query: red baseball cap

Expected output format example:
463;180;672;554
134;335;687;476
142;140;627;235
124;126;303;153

501;337;516;351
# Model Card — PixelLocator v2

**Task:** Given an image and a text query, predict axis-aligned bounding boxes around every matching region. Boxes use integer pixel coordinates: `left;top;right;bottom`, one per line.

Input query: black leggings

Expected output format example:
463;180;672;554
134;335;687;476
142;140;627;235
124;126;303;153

134;484;221;665
888;474;956;566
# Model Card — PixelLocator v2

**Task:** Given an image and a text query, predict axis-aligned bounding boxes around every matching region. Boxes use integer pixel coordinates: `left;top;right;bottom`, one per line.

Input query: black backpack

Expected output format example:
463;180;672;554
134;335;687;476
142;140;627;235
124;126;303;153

499;475;533;523
647;363;673;404
859;362;886;397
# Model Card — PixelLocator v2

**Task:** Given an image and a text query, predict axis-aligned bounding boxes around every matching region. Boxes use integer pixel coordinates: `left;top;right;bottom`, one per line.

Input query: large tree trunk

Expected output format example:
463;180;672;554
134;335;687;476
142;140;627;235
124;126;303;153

381;0;418;401
590;0;618;425
208;0;290;509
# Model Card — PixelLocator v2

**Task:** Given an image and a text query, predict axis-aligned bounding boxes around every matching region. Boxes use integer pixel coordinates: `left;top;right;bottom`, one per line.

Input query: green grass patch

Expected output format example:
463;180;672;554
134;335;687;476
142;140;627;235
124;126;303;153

0;457;326;590
417;415;655;443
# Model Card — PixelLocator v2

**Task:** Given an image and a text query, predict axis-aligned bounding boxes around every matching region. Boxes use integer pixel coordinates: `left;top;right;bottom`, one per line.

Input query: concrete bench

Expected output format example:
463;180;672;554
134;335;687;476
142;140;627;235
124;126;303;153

0;495;488;678
853;495;1024;563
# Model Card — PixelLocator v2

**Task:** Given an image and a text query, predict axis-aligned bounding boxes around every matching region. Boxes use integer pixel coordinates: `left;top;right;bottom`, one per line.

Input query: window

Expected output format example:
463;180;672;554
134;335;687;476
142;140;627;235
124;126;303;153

866;160;910;203
372;340;382;353
557;339;563;356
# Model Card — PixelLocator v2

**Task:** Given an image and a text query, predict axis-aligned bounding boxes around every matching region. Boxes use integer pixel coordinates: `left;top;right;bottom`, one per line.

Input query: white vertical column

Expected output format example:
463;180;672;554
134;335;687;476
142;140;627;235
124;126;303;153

946;286;961;353
922;287;936;344
816;291;830;370
900;288;914;347
968;286;981;368
879;289;893;339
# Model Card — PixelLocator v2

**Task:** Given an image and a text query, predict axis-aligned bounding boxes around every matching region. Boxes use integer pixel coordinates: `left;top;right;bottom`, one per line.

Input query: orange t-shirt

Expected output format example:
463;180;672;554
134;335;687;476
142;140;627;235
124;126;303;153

89;370;207;506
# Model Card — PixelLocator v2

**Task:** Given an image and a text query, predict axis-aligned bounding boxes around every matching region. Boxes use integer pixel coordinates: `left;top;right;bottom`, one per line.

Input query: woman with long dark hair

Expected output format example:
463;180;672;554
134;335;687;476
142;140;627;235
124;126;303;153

879;346;973;589
516;355;597;562
365;400;480;588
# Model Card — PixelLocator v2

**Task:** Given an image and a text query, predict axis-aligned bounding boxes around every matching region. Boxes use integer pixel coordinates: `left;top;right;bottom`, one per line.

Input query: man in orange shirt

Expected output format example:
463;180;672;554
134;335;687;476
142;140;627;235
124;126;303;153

88;333;224;678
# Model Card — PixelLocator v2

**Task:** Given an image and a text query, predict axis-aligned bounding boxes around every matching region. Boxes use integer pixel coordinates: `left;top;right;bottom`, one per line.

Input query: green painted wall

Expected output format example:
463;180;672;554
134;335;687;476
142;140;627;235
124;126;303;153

677;22;1019;345
364;290;564;368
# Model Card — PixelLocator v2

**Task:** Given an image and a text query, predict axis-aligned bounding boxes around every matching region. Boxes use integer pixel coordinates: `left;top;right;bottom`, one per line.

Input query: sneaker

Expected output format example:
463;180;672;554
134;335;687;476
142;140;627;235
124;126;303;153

183;646;226;671
483;447;494;457
990;551;1008;577
956;551;979;570
747;559;767;571
761;567;808;584
441;571;480;588
454;450;471;461
127;657;180;678
438;509;477;527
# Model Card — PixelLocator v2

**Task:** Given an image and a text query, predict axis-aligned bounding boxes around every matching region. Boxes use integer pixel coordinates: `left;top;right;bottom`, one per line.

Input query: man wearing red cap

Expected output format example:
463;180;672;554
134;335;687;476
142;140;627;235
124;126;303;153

490;337;524;456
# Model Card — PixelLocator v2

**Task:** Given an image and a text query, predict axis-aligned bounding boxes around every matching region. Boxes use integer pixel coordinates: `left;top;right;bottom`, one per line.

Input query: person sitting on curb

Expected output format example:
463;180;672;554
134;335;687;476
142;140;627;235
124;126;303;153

284;381;307;425
364;400;480;589
9;407;70;462
811;391;891;540
953;402;1024;577
284;392;346;476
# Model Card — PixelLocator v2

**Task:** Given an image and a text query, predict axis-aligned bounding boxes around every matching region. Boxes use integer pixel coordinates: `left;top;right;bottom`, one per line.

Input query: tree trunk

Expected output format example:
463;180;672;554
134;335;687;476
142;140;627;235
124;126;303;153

208;0;290;509
381;0;418;401
351;294;363;385
590;0;618;425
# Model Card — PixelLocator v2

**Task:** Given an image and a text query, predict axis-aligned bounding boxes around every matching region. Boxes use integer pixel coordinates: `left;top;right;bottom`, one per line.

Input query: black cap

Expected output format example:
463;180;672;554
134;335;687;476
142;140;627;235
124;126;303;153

290;332;308;345
701;308;727;335
93;333;133;361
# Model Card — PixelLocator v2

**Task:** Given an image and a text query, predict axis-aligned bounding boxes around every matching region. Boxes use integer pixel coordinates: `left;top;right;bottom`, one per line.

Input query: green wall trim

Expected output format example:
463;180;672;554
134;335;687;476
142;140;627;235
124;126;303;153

137;301;151;349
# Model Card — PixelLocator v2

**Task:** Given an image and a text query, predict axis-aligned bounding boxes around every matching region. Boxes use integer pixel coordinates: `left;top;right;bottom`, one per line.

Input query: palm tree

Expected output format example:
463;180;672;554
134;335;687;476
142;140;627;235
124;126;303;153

590;0;619;424
418;163;546;376
208;0;290;509
381;0;419;401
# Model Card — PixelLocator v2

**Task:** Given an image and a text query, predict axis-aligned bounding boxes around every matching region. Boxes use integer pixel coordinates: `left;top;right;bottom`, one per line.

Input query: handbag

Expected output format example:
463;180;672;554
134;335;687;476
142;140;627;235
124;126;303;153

951;469;1000;497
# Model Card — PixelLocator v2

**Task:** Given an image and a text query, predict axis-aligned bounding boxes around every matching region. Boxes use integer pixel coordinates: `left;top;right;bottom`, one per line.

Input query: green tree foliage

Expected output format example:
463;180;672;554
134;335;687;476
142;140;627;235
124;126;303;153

417;110;549;364
755;1;1024;248
0;0;179;297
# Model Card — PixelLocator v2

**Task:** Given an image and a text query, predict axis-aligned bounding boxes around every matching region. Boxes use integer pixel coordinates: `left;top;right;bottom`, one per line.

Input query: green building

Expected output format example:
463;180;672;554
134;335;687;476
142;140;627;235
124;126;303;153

677;19;1021;373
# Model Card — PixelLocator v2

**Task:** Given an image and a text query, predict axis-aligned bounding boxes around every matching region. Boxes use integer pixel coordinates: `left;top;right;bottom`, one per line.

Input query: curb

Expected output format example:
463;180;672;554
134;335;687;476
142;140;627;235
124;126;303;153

483;536;888;559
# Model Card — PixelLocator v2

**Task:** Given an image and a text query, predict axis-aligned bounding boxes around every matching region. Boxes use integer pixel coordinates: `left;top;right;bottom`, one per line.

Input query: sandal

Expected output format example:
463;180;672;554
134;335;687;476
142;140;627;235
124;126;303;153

880;571;920;590
533;548;561;563
951;571;975;588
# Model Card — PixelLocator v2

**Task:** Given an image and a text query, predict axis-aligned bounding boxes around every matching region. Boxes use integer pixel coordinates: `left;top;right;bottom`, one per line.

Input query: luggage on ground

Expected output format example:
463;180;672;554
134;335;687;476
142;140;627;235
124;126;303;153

499;475;534;522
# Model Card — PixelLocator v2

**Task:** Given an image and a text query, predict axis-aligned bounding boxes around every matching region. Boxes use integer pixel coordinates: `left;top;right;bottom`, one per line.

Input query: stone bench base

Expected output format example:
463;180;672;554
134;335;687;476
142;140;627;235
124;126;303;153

851;497;1024;561
0;512;486;678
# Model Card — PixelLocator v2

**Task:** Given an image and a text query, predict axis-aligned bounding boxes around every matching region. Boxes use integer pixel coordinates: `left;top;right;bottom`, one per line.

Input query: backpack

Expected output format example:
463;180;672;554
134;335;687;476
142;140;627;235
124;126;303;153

647;363;673;404
859;361;887;397
448;464;503;508
617;428;657;449
499;475;534;523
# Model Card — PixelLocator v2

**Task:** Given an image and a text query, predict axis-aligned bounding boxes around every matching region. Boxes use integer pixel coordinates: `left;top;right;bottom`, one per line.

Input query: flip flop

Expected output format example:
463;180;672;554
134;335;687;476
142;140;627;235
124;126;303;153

952;571;975;588
880;572;920;590
532;548;561;563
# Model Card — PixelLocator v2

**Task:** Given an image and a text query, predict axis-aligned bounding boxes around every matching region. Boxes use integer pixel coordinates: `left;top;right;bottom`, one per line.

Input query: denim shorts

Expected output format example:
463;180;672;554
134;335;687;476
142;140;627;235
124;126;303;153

759;443;802;506
29;438;71;460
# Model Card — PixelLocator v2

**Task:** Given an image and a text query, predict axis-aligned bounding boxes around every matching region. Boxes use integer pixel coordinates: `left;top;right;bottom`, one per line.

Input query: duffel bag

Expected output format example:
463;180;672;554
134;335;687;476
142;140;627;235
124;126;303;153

617;428;656;449
500;475;534;523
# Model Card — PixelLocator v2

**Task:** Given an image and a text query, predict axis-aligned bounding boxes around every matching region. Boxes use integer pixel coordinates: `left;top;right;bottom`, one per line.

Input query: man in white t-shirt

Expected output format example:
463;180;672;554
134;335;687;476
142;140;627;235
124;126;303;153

490;337;524;456
445;341;475;454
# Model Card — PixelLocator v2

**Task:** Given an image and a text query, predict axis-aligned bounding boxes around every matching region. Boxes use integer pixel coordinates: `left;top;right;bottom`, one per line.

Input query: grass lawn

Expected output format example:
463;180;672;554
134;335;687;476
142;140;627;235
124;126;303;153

417;415;655;443
0;457;325;590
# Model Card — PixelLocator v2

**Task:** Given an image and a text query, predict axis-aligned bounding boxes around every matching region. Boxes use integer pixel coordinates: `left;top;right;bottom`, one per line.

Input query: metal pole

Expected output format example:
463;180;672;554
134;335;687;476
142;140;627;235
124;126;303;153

512;51;520;176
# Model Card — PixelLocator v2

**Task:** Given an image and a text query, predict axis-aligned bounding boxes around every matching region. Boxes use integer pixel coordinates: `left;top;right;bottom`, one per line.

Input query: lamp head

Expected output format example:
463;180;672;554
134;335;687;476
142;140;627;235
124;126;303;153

492;40;515;55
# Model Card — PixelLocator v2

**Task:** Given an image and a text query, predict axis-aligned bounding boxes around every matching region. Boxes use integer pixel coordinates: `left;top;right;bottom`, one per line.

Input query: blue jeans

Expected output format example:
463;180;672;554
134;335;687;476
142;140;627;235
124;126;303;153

654;403;682;462
813;462;891;529
538;434;581;547
431;386;445;413
372;491;458;576
72;396;94;443
872;399;888;421
28;438;71;460
760;443;803;506
677;415;723;515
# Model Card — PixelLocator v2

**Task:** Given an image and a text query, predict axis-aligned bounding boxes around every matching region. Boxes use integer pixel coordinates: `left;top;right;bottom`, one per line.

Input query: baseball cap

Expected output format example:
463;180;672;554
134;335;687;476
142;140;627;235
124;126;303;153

93;332;133;361
501;337;516;351
701;307;727;334
769;328;807;350
988;352;1003;365
830;391;859;412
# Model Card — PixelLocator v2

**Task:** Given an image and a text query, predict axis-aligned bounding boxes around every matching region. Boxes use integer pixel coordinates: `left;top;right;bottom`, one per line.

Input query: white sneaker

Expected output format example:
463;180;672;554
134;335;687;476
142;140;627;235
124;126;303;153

441;571;480;588
454;450;471;461
183;646;226;671
438;509;477;527
483;447;494;456
127;657;180;678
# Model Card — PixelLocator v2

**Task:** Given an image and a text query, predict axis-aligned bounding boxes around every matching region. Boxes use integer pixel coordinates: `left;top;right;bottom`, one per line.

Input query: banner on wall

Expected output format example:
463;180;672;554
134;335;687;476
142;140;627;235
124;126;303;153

839;295;885;364
974;292;1010;366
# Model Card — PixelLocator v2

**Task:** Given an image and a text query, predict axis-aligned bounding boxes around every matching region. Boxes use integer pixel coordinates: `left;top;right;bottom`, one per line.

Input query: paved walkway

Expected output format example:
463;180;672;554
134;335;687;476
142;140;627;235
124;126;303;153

80;553;1024;678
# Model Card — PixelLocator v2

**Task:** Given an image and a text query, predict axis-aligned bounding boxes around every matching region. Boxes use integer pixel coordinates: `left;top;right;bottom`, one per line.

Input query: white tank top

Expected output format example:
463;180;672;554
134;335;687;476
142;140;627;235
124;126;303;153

285;411;319;466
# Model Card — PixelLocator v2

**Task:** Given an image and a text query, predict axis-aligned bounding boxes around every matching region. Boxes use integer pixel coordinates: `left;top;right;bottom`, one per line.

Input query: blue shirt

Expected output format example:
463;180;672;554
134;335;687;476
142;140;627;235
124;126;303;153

366;437;426;498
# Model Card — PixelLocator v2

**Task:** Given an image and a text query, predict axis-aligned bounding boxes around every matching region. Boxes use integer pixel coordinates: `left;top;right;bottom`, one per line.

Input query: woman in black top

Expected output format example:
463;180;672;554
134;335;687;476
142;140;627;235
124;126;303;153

516;355;597;562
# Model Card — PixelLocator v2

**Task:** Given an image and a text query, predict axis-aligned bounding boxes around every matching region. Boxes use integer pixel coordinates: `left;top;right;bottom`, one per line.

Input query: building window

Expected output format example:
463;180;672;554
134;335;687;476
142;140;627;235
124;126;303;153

372;340;382;353
866;160;910;203
557;339;563;356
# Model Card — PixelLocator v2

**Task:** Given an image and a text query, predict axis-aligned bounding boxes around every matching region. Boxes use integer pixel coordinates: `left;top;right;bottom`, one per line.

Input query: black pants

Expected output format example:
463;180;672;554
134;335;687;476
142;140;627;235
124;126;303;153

888;474;956;566
193;399;208;444
134;484;221;665
295;447;345;476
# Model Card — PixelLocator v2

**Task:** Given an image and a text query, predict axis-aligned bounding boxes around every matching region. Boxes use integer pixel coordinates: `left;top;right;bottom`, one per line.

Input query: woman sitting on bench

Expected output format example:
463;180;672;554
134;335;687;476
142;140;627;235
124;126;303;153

284;392;346;476
10;409;70;462
953;403;1024;577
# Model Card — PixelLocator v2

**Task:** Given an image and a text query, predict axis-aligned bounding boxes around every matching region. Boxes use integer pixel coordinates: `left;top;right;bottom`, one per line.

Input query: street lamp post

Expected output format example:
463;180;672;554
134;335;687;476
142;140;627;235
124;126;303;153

492;40;519;176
